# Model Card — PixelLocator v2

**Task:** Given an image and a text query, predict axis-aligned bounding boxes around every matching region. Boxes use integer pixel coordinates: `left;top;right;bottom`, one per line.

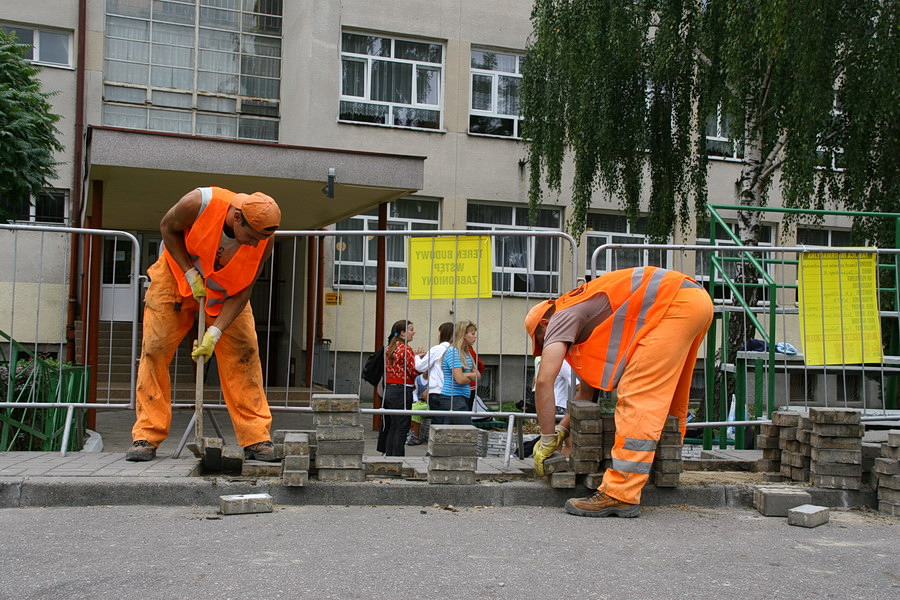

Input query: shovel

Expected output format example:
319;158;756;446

184;300;206;458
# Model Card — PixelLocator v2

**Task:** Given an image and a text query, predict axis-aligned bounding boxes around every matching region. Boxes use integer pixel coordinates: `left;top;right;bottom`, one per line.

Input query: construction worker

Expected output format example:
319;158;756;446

126;186;281;462
525;266;713;517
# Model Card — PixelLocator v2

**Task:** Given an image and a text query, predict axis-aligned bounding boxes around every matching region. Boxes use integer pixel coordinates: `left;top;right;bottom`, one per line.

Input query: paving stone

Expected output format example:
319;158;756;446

779;427;799;441
428;456;478;471
651;470;679;487
427;470;476;485
364;457;405;477
812;423;865;438
788;504;830;528
315;454;364;469
808;407;861;425
810;474;862;490
569;400;602;420
882;445;900;460
772;411;802;427
282;469;308;487
283;454;310;471
310;394;360;412
879;487;900;503
655;445;682;460
756;435;780;449
315;425;364;441
583;472;605;488
272;429;316;444
653;460;683;474
317;440;365;455
543;452;570;475
550;471;576;488
753;486;812;517
571;446;603;461
756;458;781;472
887;430;900;447
221;446;243;475
878;500;900;516
427;440;478;457
571;431;603;446
428;424;481;444
659;432;681;445
873;459;900;476
201;437;223;472
569;416;603;433
317;468;366;482
759;423;779;436
219;493;273;515
809;434;861;450
762;448;782;460
283;432;310;456
571;458;600;474
810;461;862;477
811;448;862;464
241;461;282;477
312;412;362;427
790;466;810;482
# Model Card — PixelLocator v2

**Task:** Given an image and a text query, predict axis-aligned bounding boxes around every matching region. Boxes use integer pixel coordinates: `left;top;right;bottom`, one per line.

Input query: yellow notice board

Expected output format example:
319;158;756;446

798;250;881;365
408;236;492;299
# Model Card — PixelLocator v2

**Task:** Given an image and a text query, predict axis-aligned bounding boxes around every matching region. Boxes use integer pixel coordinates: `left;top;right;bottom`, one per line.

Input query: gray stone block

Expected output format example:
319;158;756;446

788;504;830;528
659;432;681;445
753;486;812;516
313;412;362;427
310;394;360;412
317;468;366;482
365;458;405;477
873;460;900;477
878;500;900;516
427;470;476;485
221;446;243;475
241;461;282;478
583;472;605;488
569;399;602;420
882;445;900;460
809;434;861;450
550;472;576;488
282;469;308;487
812;423;865;438
427;440;478;457
880;487;900;503
428;456;478;471
808;407;861;425
272;429;316;445
779;427;799;441
810;461;861;477
571;430;603;446
810;474;862;490
317;440;365;455
887;430;900;447
762;447;782;460
569;416;603;433
315;425;364;441
651;471;680;488
653;459;683;474
772;411;802;427
201;437;223;472
315;454;364;469
428;424;480;444
283;454;310;472
571;458;600;474
571;446;603;461
283;433;310;456
219;493;273;515
811;448;862;464
756;435;780;449
759;423;779;436
543;452;570;475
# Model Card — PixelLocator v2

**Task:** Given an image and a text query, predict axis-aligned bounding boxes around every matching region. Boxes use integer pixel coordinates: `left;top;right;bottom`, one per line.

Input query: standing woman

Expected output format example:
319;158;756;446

439;321;478;425
378;320;422;456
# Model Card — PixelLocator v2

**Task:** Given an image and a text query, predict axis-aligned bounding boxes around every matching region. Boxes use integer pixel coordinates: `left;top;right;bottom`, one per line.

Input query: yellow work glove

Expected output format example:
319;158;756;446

555;424;569;442
185;267;206;301
533;431;564;477
191;326;222;363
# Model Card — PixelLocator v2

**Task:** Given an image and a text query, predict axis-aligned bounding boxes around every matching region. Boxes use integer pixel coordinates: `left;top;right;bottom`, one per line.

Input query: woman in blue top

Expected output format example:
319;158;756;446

437;320;479;425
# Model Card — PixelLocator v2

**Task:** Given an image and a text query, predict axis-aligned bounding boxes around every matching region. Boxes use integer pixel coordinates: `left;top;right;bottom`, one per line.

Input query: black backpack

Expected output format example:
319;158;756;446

361;346;385;386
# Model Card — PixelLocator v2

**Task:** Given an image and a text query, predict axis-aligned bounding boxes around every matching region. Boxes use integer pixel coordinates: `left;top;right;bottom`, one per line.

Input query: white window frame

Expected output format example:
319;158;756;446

466;203;561;297
0;23;73;68
695;222;774;305
339;31;444;131
468;48;523;139
797;227;855;248
332;197;440;291
101;1;282;142
584;213;670;278
704;104;743;161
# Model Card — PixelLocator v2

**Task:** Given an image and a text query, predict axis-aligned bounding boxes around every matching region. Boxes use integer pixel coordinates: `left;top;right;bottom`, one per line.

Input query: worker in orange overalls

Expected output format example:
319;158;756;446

126;187;281;462
525;267;713;517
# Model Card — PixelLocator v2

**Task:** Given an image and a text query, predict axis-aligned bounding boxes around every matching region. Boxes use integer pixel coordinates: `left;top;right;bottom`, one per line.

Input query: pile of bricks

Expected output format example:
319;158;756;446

872;430;900;516
569;400;603;477
427;424;479;485
808;407;863;490
281;432;310;486
756;421;781;473
773;410;810;482
651;416;683;488
312;394;366;483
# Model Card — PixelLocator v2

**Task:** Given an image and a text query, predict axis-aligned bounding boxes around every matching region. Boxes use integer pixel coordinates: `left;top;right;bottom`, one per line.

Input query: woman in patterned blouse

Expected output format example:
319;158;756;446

377;319;424;456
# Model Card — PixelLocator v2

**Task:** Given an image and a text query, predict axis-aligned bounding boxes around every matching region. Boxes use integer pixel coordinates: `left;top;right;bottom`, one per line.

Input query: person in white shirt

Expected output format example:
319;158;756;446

414;321;454;424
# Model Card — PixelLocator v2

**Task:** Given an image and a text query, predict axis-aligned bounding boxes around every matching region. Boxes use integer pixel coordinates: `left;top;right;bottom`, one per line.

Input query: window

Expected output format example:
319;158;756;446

333;197;440;289
696;223;774;303
585;213;668;278
797;227;853;248
0;23;72;67
704;105;742;160
7;189;68;225
340;31;443;130
469;48;522;138
467;203;561;296
102;0;282;142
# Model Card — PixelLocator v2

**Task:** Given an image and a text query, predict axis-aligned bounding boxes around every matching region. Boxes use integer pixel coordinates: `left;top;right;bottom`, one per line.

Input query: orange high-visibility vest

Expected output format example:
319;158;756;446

557;267;693;390
163;187;268;316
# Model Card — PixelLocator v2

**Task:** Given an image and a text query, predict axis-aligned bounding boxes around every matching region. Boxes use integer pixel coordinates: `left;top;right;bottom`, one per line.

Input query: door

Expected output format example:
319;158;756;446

99;236;137;321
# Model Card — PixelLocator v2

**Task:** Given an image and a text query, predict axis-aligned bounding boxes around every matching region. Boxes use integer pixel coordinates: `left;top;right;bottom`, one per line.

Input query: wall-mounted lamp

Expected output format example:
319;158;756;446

322;167;336;198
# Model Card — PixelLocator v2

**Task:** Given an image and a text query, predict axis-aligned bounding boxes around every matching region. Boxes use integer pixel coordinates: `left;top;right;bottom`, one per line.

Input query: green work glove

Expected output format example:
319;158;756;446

533;432;563;477
191;326;222;362
185;267;206;301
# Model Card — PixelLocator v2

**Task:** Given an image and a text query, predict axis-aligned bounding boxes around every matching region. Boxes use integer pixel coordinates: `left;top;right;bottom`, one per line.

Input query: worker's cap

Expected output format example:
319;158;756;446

231;192;281;234
525;299;554;356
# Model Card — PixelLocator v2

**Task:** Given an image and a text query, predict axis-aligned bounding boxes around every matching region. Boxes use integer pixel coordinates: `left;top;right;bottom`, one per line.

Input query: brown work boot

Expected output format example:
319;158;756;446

125;440;157;462
564;490;640;518
244;440;278;462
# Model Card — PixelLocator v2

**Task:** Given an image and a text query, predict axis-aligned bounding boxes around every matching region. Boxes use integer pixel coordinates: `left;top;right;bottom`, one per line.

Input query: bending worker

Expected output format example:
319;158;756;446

126;186;281;463
525;266;713;517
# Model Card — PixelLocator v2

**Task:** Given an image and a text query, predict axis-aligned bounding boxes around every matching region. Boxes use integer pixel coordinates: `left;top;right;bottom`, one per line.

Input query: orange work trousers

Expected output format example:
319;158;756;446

599;286;713;504
131;257;272;448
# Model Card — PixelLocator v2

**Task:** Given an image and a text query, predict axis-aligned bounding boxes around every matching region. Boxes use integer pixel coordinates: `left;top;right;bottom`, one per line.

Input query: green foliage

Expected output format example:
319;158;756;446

0;29;63;223
523;0;899;247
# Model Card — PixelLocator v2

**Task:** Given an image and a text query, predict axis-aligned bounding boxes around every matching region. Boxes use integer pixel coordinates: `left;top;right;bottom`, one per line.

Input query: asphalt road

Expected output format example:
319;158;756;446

0;504;896;600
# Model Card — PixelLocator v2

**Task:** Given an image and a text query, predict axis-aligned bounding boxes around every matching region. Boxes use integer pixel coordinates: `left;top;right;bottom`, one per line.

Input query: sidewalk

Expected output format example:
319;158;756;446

0;408;878;511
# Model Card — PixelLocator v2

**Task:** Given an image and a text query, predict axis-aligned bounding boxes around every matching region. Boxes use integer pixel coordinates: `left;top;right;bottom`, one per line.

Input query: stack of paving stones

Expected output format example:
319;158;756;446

796;416;814;480
773;410;807;482
427;424;479;484
808;407;862;490
312;394;366;483
281;432;310;486
601;413;617;469
569;400;603;480
755;421;782;474
872;430;900;516
651;416;683;488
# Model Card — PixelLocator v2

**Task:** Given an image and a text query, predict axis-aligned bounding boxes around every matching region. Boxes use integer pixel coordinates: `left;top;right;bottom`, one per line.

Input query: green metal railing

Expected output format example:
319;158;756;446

703;204;900;449
1;329;90;452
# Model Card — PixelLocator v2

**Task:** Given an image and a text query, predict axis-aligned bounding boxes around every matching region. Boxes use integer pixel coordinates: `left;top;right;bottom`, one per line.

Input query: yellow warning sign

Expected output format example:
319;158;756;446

408;236;492;299
798;250;881;365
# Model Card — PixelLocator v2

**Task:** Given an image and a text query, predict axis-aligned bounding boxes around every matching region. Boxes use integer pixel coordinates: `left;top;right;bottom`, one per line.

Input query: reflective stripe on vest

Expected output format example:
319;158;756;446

612;458;653;474
623;437;657;452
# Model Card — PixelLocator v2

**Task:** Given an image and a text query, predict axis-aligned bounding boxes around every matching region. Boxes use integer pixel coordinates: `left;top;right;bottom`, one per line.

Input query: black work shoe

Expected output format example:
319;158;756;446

564;490;640;518
244;440;278;462
125;440;157;462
